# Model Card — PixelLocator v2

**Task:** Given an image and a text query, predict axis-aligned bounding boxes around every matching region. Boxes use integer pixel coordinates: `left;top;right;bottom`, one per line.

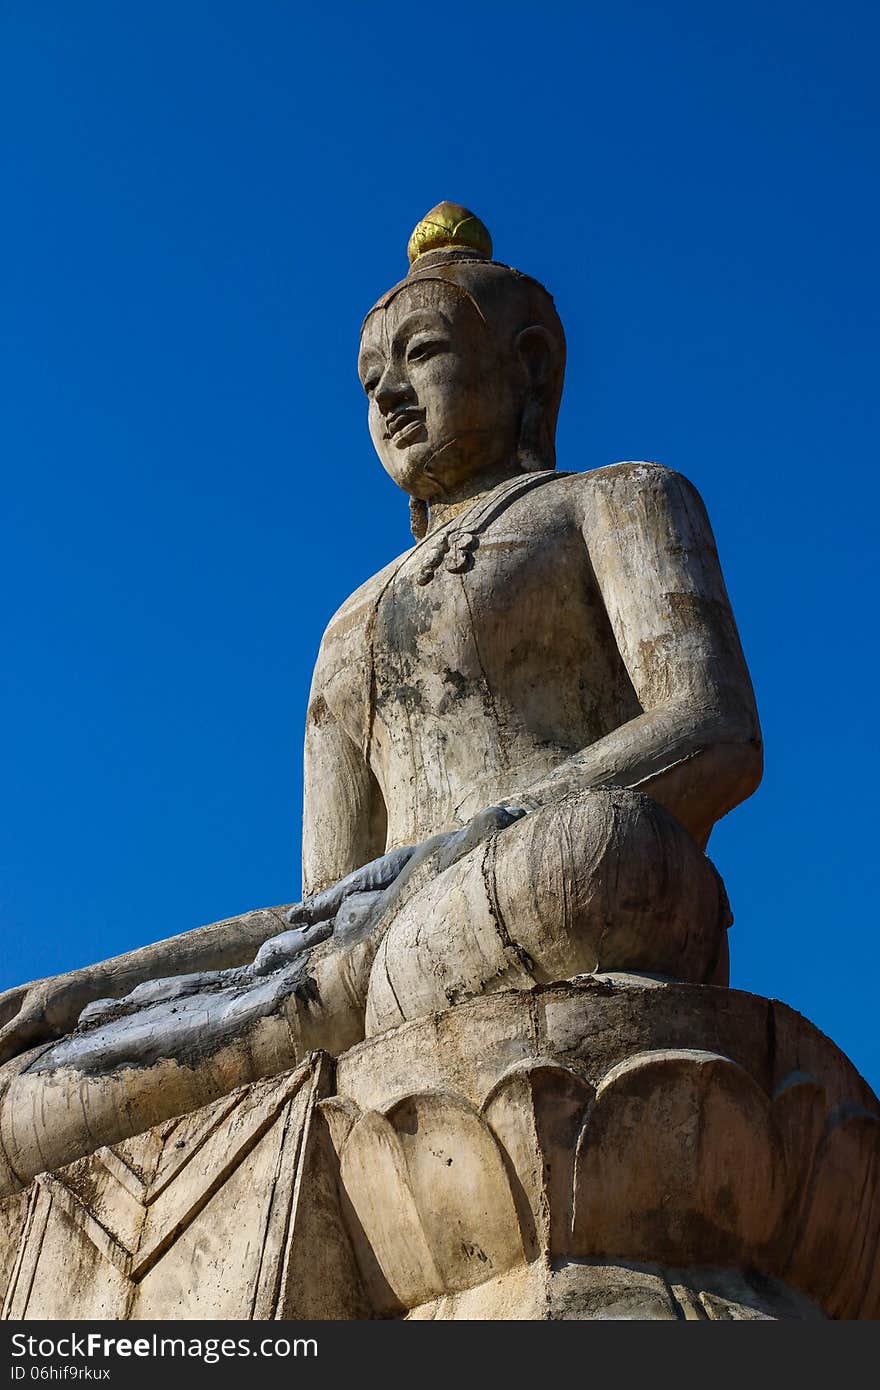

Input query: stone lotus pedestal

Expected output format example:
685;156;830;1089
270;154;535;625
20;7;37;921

2;975;877;1320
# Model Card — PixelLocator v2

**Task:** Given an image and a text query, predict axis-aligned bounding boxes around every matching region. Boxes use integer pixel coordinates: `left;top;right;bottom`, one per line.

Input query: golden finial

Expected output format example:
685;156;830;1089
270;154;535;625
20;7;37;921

406;202;493;266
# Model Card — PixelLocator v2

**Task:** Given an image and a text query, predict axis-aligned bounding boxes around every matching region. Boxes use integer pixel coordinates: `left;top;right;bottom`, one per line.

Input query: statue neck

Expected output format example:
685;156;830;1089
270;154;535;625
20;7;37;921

424;460;523;534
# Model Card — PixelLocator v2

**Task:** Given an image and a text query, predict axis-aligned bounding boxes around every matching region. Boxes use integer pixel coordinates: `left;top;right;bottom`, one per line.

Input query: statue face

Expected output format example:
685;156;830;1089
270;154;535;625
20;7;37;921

358;281;524;501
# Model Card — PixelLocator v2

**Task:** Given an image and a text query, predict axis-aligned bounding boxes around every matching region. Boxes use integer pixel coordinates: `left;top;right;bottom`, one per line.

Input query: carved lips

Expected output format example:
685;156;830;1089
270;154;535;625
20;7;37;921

386;409;427;449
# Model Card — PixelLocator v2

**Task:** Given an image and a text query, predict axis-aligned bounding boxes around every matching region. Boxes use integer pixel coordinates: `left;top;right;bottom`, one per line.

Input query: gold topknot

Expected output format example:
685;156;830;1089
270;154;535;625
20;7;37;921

406;202;493;266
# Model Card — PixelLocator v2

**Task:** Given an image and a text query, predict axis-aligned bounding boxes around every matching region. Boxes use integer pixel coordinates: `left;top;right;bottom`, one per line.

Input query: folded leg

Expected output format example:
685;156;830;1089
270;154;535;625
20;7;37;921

366;788;730;1036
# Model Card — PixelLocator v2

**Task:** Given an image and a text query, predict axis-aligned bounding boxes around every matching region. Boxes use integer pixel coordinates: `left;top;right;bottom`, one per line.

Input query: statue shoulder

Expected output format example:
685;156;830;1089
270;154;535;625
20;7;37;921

572;461;712;535
576;459;703;500
312;548;413;677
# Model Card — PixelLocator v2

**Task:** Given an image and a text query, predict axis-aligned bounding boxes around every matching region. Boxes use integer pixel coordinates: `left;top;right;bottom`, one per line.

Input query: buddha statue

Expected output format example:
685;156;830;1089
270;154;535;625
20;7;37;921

0;204;763;1189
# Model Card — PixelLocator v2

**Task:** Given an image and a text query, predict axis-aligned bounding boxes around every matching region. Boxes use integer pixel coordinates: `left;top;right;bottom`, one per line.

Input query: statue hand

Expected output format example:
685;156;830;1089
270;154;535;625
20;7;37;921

279;807;533;966
433;803;530;872
251;919;335;976
287;843;418;928
0;970;98;1066
471;803;530;833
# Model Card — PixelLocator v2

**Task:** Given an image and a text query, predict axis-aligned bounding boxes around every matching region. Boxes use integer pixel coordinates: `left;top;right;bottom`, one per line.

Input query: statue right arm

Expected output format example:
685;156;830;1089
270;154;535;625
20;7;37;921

301;678;388;898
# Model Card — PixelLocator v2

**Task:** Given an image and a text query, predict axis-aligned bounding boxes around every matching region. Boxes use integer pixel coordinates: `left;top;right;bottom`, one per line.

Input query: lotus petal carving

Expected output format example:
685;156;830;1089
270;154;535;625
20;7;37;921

338;1090;523;1312
481;1059;593;1258
571;1049;785;1263
781;1100;880;1318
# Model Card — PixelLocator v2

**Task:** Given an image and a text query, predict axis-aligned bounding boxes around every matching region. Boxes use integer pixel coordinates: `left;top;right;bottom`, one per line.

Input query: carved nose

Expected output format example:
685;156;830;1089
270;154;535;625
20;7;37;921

375;366;414;416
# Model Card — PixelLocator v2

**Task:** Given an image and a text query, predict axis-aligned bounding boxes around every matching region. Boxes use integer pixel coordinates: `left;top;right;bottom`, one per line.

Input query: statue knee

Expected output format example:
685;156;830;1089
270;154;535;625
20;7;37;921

365;788;730;1034
495;788;729;985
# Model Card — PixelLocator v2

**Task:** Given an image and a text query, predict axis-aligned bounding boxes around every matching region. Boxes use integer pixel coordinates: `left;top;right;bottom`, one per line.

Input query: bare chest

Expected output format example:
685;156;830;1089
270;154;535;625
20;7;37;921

322;488;632;761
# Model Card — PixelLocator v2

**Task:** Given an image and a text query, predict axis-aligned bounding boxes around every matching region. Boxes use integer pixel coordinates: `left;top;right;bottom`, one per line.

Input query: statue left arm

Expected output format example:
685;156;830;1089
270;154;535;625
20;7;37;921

521;463;762;846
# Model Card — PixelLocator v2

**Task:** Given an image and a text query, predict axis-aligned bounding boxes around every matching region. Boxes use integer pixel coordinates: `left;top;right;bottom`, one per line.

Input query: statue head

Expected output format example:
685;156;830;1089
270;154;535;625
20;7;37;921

358;203;566;535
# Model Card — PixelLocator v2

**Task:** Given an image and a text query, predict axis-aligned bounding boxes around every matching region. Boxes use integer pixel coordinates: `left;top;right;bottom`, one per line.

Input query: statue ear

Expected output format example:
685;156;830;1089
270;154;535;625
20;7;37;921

516;326;558;400
515;326;558;472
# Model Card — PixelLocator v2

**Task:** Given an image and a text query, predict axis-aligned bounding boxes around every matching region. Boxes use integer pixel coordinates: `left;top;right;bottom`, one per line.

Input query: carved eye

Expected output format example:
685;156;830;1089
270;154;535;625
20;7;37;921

362;374;380;397
406;337;447;365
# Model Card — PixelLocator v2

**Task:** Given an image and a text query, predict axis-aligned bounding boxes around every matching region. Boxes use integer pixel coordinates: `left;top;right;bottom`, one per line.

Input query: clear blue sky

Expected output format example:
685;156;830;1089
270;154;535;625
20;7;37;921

3;3;878;1089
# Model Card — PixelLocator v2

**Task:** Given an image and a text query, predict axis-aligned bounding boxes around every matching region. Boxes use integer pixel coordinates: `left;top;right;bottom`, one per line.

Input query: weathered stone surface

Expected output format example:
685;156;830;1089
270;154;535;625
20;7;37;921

0;210;760;1080
1;1054;369;1320
2;981;876;1319
482;1060;593;1259
0;204;871;1320
0;1189;30;1308
339;1091;523;1314
334;979;880;1318
335;977;879;1122
408;1262;824;1321
571;1049;784;1264
365;788;729;1035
